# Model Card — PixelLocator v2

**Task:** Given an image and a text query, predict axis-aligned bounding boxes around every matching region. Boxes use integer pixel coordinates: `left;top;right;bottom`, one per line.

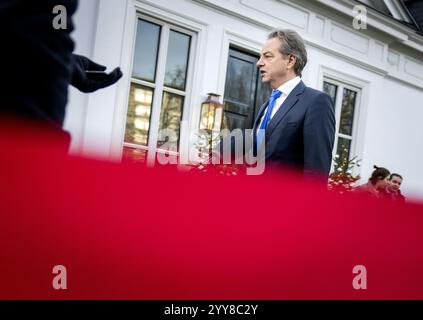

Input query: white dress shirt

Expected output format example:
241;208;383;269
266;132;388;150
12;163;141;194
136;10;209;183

256;76;302;134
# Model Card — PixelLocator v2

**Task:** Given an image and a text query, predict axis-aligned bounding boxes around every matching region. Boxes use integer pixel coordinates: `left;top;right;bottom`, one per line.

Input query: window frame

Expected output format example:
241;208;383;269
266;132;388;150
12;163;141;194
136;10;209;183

318;66;370;177
123;14;197;161
323;78;361;161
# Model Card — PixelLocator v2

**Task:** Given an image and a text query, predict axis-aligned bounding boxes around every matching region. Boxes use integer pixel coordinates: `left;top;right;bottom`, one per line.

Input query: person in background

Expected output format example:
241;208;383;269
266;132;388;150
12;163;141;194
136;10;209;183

0;1;122;150
385;173;406;204
354;165;391;199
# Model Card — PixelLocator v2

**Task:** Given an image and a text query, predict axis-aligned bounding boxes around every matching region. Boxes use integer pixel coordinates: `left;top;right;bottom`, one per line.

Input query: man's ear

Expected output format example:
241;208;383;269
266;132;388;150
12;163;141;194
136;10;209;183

288;55;297;69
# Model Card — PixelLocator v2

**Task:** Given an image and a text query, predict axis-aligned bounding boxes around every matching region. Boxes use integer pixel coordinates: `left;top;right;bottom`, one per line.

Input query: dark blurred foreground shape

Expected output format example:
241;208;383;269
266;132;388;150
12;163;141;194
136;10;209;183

0;0;77;128
0;0;122;147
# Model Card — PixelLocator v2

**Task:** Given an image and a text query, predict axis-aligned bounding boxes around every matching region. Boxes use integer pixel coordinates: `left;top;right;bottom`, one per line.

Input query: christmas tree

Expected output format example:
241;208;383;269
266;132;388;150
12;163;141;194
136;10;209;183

192;130;240;176
328;144;361;194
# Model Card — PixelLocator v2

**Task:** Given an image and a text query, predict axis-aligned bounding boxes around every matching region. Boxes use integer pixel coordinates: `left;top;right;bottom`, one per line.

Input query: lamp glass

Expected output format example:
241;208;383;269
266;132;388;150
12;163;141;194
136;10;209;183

200;93;223;132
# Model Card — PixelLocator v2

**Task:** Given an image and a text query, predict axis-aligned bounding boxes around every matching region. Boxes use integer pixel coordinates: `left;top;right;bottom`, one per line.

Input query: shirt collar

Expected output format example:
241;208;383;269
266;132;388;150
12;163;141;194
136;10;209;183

276;76;301;96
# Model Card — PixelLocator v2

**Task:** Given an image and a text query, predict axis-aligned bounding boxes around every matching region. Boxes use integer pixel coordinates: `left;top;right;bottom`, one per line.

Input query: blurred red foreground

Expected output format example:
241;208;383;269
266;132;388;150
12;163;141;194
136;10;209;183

0;120;422;299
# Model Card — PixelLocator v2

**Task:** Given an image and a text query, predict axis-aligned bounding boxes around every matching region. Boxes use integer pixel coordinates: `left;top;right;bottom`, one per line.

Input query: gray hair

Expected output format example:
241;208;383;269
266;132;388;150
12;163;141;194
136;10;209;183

268;29;308;77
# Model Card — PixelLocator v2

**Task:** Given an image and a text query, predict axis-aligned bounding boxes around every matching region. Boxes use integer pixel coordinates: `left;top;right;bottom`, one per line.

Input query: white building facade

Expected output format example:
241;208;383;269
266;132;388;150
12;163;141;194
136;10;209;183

64;0;423;199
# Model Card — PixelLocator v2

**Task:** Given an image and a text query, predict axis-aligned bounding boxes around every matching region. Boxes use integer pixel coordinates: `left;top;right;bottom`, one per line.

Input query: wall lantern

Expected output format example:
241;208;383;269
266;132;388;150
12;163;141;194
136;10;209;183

199;93;223;132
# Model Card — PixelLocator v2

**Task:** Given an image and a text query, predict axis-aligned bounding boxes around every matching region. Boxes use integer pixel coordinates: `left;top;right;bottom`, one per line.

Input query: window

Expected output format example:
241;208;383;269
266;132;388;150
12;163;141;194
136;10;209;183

124;17;194;160
323;79;360;161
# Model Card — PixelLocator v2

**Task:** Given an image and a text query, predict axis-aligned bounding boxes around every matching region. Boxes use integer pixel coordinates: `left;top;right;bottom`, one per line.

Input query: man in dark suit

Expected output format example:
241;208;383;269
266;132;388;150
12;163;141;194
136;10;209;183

253;29;335;180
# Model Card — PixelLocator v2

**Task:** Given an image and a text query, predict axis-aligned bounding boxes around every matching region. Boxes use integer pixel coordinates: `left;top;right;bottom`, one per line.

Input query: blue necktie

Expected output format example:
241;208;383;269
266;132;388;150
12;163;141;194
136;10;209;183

256;89;282;148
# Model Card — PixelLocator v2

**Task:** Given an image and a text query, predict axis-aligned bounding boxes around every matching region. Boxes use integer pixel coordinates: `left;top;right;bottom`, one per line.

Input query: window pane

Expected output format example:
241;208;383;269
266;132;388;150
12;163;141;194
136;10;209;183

222;103;248;131
125;84;153;146
164;30;191;90
132;19;161;82
323;81;338;106
226;57;255;105
157;92;184;151
122;146;147;164
339;88;357;136
336;137;352;161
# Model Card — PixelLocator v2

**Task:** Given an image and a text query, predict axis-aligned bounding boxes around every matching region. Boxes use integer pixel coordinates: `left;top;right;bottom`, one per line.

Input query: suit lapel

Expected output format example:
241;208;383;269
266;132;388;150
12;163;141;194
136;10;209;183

266;81;306;138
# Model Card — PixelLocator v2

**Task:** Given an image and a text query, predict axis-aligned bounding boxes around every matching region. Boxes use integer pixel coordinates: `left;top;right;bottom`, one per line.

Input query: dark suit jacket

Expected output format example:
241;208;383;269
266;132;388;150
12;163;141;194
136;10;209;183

0;0;78;127
253;80;335;178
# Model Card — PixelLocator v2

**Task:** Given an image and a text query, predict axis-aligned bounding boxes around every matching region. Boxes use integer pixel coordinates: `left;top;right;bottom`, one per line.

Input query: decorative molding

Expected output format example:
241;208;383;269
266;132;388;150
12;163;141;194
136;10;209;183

193;0;423;89
314;0;413;41
319;65;371;88
330;24;370;54
136;0;208;30
387;50;400;70
404;58;423;81
373;41;385;62
311;15;326;39
307;36;388;77
240;0;309;30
